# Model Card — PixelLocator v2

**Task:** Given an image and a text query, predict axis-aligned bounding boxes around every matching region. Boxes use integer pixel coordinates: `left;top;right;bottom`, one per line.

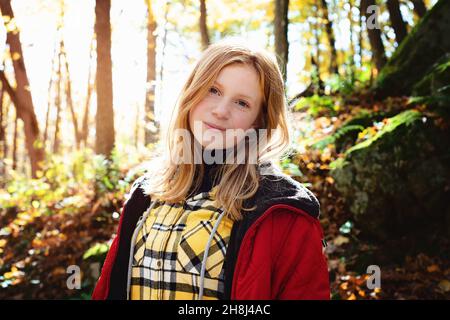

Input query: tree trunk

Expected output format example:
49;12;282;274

375;0;450;98
135;102;140;148
320;0;338;75
412;0;427;18
314;17;321;80
44;74;53;146
3;97;8;166
199;0;210;49
361;0;387;72
311;7;324;93
0;84;5;179
53;44;62;154
81;35;95;147
12;111;17;171
274;0;289;83
310;12;325;99
44;35;60;148
386;0;407;44
157;1;170;117
61;40;81;149
348;0;356;80
0;0;45;178
145;0;158;146
358;4;364;68
95;0;115;157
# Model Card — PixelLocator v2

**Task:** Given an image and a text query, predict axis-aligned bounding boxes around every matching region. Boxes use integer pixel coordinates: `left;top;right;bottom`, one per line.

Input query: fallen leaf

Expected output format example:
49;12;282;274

438;280;450;292
333;235;350;246
427;264;440;273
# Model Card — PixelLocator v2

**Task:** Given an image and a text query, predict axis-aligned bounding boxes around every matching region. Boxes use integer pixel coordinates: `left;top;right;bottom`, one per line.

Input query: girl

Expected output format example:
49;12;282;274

92;40;330;300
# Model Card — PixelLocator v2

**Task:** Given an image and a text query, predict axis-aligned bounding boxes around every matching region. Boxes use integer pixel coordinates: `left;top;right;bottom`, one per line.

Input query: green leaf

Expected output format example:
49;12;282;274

83;243;109;260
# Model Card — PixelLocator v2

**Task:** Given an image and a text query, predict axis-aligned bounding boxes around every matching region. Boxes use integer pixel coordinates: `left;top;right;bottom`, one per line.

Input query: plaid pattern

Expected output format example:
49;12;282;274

130;186;233;300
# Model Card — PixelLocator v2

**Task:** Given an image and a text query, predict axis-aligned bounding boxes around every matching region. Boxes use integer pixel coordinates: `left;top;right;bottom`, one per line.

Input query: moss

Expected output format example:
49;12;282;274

330;111;450;251
413;53;450;96
345;110;422;154
312;109;399;153
374;0;450;97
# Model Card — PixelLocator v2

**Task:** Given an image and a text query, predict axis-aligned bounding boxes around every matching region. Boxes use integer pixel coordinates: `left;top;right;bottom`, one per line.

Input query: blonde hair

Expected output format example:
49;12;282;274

147;40;291;221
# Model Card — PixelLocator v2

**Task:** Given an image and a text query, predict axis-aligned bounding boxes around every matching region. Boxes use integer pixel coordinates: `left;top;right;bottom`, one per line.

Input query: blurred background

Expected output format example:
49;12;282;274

0;0;449;299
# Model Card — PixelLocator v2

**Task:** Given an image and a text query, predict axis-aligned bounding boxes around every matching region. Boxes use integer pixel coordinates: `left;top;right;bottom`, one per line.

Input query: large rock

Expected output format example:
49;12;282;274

330;110;450;254
374;0;450;98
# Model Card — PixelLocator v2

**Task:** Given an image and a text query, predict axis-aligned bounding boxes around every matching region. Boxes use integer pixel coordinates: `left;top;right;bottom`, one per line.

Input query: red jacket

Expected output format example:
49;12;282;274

92;166;330;300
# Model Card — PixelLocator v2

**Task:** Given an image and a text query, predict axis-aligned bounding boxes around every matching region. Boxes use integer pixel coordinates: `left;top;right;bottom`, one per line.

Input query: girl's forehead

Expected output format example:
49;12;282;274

214;64;263;97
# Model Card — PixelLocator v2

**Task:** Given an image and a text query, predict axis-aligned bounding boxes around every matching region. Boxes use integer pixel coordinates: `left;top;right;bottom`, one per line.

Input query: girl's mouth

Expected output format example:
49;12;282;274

204;121;226;131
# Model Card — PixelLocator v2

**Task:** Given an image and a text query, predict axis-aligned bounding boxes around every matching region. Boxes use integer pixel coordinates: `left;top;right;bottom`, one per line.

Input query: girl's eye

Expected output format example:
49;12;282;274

209;87;220;95
236;100;250;109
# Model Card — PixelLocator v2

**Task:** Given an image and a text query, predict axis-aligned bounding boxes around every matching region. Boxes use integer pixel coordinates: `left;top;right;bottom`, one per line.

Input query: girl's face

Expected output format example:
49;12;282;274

189;63;263;150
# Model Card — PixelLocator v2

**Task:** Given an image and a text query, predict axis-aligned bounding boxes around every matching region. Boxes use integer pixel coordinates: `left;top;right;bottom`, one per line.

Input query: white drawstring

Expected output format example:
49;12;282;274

198;208;226;300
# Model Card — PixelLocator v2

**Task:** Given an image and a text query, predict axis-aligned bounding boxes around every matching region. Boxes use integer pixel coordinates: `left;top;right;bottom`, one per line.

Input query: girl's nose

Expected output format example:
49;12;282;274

211;100;230;119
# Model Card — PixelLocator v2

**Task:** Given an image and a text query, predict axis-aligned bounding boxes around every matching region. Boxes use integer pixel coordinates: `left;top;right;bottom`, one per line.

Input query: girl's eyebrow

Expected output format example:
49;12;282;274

213;80;255;103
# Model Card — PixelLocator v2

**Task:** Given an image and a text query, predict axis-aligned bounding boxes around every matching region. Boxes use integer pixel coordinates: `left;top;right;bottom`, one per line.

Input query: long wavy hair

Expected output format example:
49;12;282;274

145;40;291;221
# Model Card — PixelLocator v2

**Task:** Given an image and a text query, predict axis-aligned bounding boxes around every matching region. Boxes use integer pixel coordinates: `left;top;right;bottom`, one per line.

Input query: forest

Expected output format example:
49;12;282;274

0;0;449;299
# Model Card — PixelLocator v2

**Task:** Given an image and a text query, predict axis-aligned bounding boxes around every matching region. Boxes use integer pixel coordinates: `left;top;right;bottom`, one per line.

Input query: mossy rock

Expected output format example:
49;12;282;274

311;109;398;153
412;53;450;97
330;110;450;255
374;0;450;98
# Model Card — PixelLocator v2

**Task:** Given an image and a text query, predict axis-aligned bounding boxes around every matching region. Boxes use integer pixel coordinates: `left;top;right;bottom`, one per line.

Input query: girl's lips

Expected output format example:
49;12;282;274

204;121;226;131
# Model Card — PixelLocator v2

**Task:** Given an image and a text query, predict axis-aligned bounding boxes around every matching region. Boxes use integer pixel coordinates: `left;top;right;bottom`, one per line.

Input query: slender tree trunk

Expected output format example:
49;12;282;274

199;0;210;49
44;41;59;147
348;0;356;81
145;0;158;146
386;0;407;44
0;0;45;178
361;0;387;72
274;0;289;82
61;40;81;149
0;86;4;146
314;19;321;78
411;0;427;18
95;0;115;157
12;111;17;171
53;44;62;154
44;77;52;147
320;0;338;75
359;3;364;68
3;98;8;167
0;85;5;179
3;95;9;178
309;9;324;96
157;1;170;115
81;35;95;147
135;102;140;148
45;12;62;151
311;55;324;95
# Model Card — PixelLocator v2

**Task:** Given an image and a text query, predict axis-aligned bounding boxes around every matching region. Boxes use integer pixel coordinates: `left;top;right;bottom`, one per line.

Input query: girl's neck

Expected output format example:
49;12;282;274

189;147;231;196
